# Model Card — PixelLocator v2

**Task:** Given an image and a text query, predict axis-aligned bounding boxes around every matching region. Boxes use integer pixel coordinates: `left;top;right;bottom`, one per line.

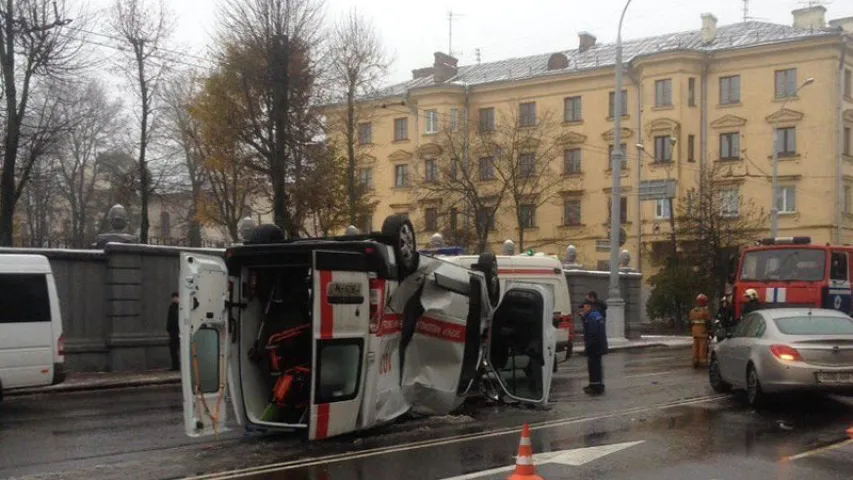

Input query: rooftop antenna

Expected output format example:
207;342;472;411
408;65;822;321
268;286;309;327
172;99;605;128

448;11;465;57
742;0;749;22
475;48;481;64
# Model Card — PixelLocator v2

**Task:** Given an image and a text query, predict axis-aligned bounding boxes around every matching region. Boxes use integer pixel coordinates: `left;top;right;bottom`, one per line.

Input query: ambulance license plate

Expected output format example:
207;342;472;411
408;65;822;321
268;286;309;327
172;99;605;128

816;372;853;384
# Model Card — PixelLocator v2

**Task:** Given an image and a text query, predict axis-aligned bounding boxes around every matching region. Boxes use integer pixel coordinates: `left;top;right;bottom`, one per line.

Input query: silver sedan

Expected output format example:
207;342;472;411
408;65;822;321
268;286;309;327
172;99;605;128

709;307;853;408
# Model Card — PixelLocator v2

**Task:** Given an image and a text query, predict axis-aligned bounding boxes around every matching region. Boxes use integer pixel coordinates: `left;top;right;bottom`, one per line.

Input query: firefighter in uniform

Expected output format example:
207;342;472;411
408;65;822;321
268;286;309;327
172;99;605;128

689;294;711;368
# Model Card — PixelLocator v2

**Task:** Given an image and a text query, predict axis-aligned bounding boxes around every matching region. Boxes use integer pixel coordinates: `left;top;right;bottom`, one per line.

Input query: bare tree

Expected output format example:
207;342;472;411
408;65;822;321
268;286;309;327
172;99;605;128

491;104;565;251
21;156;63;246
54;80;126;247
0;0;87;245
327;8;390;225
109;0;175;243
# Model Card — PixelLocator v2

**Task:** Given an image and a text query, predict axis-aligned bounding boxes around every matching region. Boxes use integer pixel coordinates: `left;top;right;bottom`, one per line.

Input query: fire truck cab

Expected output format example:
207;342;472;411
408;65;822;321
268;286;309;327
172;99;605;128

730;236;853;319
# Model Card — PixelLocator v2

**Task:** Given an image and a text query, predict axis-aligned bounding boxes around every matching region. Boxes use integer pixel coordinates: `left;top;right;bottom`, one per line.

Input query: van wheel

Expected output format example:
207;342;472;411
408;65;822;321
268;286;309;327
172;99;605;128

382;215;419;280
474;253;500;307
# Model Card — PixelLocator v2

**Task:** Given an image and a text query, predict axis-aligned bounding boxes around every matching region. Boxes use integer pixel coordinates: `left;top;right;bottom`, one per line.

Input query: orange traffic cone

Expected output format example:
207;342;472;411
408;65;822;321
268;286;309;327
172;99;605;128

507;424;544;480
847;426;853;439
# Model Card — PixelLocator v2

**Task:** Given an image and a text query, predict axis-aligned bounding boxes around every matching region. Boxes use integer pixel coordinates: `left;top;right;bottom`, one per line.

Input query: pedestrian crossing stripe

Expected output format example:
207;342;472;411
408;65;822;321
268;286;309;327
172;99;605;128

764;287;787;303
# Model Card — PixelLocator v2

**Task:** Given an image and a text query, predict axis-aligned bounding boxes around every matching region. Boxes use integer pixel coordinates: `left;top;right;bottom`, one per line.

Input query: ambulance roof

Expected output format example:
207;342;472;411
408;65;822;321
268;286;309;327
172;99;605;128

447;254;563;270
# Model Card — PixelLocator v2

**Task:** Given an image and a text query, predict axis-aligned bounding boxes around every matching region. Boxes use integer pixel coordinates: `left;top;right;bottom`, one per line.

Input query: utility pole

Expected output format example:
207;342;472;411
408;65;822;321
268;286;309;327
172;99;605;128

270;34;292;235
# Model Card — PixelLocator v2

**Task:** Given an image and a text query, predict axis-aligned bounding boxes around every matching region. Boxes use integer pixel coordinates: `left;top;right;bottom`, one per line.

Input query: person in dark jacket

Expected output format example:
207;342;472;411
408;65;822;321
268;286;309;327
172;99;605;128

580;300;608;395
586;290;607;318
742;288;761;316
167;292;180;371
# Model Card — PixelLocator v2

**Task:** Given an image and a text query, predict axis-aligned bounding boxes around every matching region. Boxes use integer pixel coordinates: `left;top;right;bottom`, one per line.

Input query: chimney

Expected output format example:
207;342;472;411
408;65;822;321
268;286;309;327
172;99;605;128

578;32;596;53
792;5;826;31
433;52;458;83
412;67;435;79
829;16;853;33
700;13;718;44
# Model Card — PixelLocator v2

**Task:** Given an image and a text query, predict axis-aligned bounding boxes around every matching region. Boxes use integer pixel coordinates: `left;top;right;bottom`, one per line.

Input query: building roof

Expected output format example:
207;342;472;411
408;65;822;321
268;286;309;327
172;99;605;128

372;20;842;99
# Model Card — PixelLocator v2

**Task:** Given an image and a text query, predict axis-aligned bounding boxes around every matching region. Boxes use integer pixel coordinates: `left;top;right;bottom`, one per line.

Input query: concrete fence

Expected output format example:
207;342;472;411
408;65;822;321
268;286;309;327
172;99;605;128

0;245;645;373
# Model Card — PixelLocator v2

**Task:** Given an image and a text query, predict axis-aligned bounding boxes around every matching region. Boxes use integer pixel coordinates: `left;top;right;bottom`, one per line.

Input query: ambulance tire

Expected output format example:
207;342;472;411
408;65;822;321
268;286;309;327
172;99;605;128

381;215;419;280
474;253;500;307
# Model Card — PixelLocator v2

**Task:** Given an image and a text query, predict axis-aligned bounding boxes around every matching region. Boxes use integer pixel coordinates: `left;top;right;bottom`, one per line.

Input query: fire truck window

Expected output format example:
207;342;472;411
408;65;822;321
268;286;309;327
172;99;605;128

830;253;848;281
739;249;825;282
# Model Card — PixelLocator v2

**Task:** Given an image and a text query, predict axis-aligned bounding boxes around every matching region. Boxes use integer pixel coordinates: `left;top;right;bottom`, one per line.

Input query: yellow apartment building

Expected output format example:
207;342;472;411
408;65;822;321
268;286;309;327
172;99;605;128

332;6;853;275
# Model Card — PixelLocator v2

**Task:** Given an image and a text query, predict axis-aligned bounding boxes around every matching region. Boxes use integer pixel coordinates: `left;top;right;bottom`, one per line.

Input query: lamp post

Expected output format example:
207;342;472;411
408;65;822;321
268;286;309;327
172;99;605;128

770;76;814;237
607;0;633;342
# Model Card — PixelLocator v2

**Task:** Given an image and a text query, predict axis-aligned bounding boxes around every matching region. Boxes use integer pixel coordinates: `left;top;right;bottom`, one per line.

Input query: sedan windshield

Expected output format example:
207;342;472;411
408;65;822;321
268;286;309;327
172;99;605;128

739;248;825;281
773;315;853;335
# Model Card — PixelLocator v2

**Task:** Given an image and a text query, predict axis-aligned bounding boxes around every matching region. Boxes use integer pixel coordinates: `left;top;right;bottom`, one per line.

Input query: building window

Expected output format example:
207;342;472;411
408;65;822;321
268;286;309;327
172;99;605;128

479;108;495;132
394;164;409;188
564;199;581;226
394;118;408;141
449;158;460;180
608;143;628;170
519;102;536;127
478;156;495;180
608;90;628;118
655;199;671;219
844;126;851;156
720;75;741;105
358;123;372;145
564;148;582;174
775;127;796;156
449;207;459;232
476;207;495;231
844;69;852;98
519;204;536;228
845;186;852;214
720;132;740;160
424;159;438;182
607;197;628;224
719;188;740;217
450;108;459;131
359;167;373;190
424;208;438;232
425;110;439;134
160;211;171;238
653;135;672;162
774;68;797;98
519;153;535;177
687;134;695;162
776;186;796;213
564;96;582;122
654;79;672;107
688;77;696;107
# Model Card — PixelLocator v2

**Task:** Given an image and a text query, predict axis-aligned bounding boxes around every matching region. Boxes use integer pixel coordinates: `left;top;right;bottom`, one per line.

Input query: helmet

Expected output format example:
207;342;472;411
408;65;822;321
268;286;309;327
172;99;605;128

696;294;708;306
744;288;758;301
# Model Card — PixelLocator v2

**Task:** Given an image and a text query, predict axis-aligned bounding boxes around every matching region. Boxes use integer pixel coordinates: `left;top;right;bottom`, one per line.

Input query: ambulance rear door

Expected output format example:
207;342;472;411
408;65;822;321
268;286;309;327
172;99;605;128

308;250;371;440
179;252;230;437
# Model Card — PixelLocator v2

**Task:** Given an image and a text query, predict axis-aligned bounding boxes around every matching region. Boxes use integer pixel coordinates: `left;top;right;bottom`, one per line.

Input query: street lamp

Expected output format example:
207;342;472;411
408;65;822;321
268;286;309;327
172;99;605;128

770;76;814;237
607;0;633;343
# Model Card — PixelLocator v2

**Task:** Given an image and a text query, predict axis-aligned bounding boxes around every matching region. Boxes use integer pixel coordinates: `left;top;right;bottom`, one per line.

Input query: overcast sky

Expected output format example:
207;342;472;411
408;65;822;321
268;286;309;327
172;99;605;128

88;0;849;86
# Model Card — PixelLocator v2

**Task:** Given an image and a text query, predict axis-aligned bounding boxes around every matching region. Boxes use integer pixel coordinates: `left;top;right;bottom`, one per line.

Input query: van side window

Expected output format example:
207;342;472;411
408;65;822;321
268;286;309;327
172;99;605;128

314;339;363;403
830;252;848;282
0;274;51;323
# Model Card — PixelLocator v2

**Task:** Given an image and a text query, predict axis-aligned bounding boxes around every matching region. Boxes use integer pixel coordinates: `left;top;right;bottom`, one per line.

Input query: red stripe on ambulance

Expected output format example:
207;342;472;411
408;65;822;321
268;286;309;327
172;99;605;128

416;316;466;343
319;270;334;339
379;313;402;336
315;403;330;439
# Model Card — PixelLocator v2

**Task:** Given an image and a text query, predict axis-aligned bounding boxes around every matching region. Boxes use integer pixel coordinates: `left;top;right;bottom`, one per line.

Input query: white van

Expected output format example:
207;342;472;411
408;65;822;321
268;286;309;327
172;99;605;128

443;254;575;361
0;254;66;401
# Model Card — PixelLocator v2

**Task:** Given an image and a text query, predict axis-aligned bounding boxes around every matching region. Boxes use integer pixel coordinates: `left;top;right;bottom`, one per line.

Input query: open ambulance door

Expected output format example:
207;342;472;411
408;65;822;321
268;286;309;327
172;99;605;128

485;283;555;405
308;250;371;440
179;252;230;437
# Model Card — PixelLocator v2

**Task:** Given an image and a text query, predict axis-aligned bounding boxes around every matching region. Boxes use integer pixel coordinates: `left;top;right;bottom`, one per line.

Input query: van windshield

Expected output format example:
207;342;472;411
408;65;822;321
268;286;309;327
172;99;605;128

739;248;826;282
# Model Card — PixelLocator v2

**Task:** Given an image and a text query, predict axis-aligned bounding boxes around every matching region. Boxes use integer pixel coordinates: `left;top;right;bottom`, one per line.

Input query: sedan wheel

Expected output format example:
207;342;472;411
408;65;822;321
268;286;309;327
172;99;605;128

746;365;766;409
708;355;731;393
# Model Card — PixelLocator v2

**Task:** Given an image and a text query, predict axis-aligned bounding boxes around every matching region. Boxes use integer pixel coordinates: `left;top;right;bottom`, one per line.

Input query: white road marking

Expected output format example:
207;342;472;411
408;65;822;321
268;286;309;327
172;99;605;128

186;395;725;480
782;438;853;461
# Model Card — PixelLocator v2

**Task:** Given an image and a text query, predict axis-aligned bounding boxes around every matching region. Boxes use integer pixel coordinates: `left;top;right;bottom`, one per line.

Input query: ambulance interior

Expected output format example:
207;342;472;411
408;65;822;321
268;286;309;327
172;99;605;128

488;288;546;401
238;266;317;429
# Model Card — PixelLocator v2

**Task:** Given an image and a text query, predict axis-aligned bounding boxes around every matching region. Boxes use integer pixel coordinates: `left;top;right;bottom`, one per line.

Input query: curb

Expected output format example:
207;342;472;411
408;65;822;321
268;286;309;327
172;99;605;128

574;341;692;356
5;376;181;397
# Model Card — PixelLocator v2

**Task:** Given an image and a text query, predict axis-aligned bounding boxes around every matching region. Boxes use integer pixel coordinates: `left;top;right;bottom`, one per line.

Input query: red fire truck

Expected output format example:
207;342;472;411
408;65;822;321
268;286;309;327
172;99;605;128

730;236;853;319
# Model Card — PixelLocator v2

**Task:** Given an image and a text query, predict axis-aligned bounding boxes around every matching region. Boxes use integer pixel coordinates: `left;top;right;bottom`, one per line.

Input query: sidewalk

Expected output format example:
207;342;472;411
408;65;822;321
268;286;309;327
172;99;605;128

6;336;692;396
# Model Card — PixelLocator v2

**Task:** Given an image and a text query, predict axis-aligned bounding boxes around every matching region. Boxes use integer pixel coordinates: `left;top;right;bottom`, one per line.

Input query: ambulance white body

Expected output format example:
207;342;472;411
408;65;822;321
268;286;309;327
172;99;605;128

179;215;557;440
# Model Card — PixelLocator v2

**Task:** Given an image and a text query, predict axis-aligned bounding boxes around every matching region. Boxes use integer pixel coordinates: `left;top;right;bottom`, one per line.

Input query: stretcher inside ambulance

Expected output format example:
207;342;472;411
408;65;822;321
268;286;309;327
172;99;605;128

179;215;556;440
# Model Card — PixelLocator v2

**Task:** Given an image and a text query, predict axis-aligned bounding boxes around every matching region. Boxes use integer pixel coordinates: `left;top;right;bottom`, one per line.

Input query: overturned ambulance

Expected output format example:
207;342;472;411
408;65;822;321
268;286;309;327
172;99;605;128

179;215;556;440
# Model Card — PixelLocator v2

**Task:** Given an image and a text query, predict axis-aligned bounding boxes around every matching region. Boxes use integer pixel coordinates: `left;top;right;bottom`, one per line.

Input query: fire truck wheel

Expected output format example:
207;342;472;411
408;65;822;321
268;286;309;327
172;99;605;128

474;253;500;307
382;215;419;280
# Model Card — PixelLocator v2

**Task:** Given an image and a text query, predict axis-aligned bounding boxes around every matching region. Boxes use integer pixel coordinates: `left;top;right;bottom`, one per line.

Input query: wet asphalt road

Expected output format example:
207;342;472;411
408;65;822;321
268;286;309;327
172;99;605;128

1;346;852;480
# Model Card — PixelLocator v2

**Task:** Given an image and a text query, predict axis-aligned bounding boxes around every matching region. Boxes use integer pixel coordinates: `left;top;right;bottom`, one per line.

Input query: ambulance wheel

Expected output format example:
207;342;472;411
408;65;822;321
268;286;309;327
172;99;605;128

382;215;419;280
474;253;500;307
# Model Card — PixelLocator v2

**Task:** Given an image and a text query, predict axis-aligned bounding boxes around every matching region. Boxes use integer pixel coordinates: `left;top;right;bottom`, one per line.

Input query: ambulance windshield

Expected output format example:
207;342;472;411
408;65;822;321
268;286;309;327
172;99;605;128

739;248;826;282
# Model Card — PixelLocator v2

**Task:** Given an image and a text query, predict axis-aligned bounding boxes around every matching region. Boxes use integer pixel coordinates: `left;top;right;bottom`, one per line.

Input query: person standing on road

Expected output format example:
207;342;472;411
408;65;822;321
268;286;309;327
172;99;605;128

580;300;608;395
689;294;711;369
742;288;761;316
167;292;180;371
586;290;607;319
